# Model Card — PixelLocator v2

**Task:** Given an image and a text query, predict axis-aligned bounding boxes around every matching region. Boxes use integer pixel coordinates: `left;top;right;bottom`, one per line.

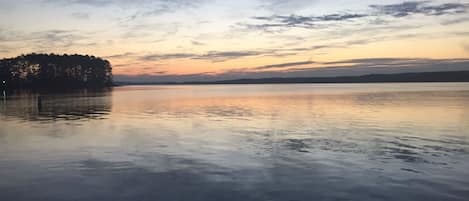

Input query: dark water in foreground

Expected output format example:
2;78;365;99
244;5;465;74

1;83;469;201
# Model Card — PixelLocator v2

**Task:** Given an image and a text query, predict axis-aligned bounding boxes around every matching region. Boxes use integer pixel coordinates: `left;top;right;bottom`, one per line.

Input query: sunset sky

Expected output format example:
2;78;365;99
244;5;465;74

1;0;469;82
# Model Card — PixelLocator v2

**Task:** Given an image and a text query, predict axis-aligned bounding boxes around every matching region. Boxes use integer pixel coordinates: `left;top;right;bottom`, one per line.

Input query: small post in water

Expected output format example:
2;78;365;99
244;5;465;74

2;80;5;101
37;95;42;111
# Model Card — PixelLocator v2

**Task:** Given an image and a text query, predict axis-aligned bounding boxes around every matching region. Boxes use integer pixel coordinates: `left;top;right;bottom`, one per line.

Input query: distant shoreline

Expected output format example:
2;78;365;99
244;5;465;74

114;70;469;86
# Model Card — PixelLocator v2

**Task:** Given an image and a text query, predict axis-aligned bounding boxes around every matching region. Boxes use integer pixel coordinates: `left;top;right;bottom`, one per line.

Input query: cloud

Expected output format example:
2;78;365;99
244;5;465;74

246;13;368;30
370;1;467;17
245;58;451;74
139;50;275;62
118;47;319;64
194;51;265;62
285;58;469;75
105;52;139;59
450;31;469;37
191;40;205;46
43;0;206;17
267;33;420;55
119;22;180;39
126;44;349;65
151;71;168;74
463;43;469;52
245;61;315;71
0;28;96;53
441;16;469;25
71;12;90;19
28;30;89;49
1;29;85;44
142;0;204;16
114;58;469;83
260;0;317;13
42;0;113;7
0;28;19;42
140;53;197;61
243;1;468;32
322;58;427;65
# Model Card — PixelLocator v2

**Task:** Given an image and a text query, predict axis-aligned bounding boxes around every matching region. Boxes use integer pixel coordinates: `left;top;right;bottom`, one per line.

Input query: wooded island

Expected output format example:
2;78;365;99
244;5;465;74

0;53;112;89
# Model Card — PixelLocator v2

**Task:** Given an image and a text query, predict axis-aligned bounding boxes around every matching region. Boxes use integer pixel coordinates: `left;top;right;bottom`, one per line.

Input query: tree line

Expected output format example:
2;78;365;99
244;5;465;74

0;53;112;89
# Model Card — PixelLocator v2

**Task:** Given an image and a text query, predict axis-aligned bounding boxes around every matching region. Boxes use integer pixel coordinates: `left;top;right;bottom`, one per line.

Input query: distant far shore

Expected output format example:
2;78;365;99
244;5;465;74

114;70;469;86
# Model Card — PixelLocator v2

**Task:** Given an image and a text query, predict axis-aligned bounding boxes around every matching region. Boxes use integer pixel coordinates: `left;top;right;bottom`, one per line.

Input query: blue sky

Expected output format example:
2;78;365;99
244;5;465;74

1;0;469;82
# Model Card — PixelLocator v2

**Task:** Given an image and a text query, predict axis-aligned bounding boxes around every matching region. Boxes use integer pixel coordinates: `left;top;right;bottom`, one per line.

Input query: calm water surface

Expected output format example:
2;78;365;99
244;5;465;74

1;83;469;201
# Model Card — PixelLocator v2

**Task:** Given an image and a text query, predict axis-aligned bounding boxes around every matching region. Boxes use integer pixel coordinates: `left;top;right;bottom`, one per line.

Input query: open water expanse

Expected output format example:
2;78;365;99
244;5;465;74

1;83;469;201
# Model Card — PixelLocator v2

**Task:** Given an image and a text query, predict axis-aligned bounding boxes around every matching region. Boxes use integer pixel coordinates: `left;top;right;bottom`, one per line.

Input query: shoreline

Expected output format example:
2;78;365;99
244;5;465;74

114;70;469;86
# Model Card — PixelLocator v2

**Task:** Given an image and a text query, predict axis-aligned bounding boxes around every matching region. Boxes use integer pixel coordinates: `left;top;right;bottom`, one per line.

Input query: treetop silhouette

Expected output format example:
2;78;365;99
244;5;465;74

0;53;112;89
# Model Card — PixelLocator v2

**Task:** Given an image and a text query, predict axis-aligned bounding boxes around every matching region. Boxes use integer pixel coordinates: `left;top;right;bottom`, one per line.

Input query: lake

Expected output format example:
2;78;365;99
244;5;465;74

1;83;469;201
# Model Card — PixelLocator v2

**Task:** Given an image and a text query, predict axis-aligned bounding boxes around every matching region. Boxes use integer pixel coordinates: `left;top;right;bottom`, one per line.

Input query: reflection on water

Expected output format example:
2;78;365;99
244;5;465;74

0;89;111;122
1;83;469;201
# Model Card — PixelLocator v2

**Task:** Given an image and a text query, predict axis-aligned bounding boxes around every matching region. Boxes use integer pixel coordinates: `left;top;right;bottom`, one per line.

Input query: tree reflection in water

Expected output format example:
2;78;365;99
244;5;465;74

0;89;112;122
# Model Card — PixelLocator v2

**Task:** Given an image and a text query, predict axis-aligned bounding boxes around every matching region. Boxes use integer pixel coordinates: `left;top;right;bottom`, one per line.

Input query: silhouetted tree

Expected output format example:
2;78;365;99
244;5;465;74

0;53;112;89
